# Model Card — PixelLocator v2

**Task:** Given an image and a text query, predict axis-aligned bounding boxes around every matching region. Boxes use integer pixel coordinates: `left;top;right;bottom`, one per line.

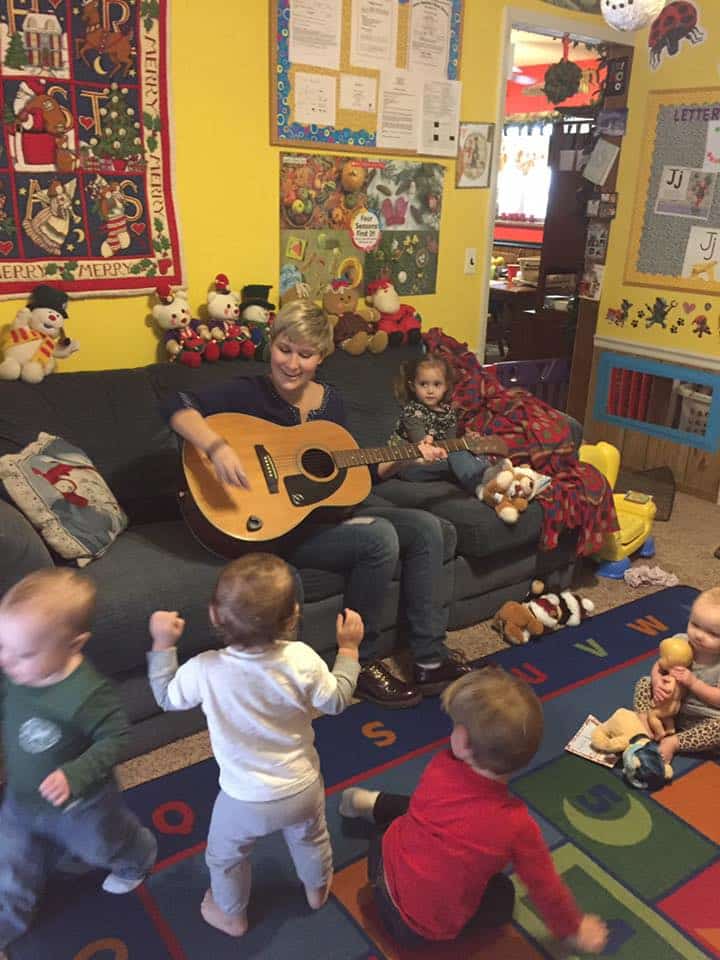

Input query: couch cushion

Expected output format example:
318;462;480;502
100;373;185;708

372;477;543;559
0;499;53;597
0;368;179;517
0;433;127;566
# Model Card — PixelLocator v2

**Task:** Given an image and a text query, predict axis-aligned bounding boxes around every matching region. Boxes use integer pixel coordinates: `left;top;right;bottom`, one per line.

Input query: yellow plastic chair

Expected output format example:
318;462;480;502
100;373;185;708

579;441;657;577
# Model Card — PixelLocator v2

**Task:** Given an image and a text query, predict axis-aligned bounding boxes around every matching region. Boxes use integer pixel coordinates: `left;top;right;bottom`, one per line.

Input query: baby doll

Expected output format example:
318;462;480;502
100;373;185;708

645;634;693;741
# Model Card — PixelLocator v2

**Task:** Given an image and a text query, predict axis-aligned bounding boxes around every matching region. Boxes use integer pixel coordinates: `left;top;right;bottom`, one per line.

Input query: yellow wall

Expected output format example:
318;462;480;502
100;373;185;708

597;5;719;361
17;0;605;373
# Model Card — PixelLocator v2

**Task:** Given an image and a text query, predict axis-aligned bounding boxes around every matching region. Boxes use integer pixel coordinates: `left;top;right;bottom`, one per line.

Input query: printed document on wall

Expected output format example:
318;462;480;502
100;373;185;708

419;78;460;156
293;72;337;127
350;0;397;70
377;70;420;152
408;0;452;77
289;0;342;71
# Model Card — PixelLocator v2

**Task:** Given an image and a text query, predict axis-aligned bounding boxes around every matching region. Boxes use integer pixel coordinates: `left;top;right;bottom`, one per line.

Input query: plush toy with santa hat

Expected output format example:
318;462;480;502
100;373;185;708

152;283;218;367
207;274;255;360
366;278;422;347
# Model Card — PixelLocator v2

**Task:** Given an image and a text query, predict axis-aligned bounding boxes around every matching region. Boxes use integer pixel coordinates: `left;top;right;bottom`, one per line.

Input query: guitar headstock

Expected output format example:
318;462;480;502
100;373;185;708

465;433;509;457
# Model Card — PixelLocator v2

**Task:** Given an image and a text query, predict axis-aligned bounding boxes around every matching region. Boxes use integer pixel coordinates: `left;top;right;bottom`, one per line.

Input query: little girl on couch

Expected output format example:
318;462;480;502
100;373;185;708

390;354;507;496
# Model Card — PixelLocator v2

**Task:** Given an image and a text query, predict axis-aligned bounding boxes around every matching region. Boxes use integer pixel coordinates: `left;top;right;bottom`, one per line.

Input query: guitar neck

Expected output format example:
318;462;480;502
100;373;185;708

333;437;471;469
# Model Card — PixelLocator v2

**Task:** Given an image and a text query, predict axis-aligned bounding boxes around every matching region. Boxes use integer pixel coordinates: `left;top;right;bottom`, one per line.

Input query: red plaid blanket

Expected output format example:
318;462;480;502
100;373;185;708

423;328;618;555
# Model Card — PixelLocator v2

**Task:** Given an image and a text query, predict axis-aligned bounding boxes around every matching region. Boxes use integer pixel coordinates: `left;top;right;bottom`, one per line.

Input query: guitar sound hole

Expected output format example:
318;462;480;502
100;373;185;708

301;448;335;479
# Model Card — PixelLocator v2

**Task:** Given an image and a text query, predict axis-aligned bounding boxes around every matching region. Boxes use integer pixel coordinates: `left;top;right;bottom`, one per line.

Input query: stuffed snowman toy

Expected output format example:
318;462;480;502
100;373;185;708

0;285;79;383
601;0;664;31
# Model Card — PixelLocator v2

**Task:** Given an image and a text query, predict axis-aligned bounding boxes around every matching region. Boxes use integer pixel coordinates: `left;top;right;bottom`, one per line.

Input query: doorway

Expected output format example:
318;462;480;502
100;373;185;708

481;8;634;412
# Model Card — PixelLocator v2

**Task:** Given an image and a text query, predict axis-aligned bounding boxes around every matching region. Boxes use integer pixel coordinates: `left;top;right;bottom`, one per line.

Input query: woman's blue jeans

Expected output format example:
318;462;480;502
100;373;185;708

284;498;454;664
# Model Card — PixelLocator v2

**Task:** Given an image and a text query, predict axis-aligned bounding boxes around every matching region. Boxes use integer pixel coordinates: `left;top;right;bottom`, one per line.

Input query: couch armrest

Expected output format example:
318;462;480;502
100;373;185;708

0;499;53;596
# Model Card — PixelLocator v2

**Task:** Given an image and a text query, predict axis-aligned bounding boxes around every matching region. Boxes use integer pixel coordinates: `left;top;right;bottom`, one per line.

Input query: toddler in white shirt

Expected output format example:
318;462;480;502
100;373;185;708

147;553;363;939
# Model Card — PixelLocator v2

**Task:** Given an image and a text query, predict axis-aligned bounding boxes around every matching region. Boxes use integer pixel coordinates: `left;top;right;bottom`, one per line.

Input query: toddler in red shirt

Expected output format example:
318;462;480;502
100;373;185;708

340;666;607;952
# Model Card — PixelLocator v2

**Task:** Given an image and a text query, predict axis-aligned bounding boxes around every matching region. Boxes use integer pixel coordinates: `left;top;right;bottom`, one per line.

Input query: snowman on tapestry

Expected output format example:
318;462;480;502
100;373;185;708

88;175;142;258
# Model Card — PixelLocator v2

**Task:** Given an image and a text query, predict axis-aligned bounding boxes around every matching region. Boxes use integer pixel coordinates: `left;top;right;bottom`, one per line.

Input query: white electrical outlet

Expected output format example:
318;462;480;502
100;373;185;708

464;248;477;275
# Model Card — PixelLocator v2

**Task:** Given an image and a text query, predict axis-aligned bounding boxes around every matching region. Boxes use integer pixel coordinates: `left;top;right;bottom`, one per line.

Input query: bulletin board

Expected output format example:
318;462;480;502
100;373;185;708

626;87;720;295
270;0;464;156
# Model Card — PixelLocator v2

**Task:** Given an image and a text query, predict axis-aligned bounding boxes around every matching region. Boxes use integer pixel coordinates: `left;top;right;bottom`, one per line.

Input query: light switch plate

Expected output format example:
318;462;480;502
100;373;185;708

464;247;477;274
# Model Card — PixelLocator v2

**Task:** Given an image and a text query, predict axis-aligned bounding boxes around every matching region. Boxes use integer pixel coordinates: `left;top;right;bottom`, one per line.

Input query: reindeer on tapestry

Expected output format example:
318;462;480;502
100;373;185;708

77;0;135;78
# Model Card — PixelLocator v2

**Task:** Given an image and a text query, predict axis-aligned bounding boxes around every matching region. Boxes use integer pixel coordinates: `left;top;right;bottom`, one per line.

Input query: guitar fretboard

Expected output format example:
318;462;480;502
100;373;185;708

333;437;471;468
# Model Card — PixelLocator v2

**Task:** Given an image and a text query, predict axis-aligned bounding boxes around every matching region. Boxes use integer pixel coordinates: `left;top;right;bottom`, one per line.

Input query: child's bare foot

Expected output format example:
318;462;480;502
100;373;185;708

659;734;679;765
200;889;247;937
305;873;333;910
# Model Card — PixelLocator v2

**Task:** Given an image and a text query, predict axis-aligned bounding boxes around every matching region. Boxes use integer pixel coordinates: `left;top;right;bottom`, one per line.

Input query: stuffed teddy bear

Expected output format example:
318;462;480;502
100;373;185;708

322;279;388;356
491;600;545;646
153;283;218;367
366;278;422;347
207;274;255;360
476;459;530;524
645;634;693;741
0;284;79;383
239;283;275;362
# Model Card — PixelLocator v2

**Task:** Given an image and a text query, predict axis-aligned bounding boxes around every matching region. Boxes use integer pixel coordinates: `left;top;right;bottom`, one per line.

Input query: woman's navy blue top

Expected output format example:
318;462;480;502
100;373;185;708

161;374;380;482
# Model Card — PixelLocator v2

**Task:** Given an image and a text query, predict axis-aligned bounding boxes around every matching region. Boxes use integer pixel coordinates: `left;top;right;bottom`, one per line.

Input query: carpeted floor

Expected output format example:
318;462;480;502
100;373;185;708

12;587;720;960
118;491;720;792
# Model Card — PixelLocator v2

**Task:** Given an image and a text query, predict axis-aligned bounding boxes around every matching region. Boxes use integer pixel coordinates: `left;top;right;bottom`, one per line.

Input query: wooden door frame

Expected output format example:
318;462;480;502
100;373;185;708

477;7;637;359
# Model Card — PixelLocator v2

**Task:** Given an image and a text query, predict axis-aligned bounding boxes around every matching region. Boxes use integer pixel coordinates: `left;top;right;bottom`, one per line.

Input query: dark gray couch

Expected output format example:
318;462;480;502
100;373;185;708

0;344;582;758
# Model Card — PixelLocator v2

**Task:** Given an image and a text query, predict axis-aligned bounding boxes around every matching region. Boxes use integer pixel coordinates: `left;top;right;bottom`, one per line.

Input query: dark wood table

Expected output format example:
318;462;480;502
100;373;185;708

489;282;572;360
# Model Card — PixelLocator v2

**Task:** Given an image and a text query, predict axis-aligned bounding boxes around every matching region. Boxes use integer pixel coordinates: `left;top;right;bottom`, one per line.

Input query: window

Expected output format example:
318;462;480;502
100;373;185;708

496;123;553;225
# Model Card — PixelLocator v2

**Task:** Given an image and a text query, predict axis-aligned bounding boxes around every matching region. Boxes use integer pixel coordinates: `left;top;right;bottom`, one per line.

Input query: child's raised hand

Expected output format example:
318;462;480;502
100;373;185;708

336;608;364;655
670;665;695;689
149;611;185;651
567;914;608;954
39;769;71;806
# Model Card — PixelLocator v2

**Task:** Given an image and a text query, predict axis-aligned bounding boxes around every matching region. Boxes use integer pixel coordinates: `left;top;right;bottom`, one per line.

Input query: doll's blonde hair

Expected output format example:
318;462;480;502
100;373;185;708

393;353;455;405
441;666;544;774
271;300;334;358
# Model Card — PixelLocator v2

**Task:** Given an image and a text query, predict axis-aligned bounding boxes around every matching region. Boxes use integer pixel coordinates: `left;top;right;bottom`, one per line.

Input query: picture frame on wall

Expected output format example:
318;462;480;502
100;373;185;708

456;122;494;188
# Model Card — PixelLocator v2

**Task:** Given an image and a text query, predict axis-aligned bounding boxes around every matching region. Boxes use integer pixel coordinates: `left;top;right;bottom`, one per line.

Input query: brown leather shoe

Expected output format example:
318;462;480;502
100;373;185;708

357;662;422;709
413;653;479;696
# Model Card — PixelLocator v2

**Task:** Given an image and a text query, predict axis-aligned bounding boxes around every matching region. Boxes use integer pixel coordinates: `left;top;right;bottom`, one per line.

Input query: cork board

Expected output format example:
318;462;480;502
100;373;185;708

626;87;720;295
270;0;464;156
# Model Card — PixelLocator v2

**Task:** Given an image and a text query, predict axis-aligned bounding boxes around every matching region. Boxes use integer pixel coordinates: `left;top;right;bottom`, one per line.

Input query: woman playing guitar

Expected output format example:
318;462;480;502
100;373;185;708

162;301;478;709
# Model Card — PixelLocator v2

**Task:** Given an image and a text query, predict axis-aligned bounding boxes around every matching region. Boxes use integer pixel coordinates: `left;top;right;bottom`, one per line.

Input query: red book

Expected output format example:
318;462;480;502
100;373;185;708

619;368;632;417
637;373;651;421
608;367;621;415
627;371;642;419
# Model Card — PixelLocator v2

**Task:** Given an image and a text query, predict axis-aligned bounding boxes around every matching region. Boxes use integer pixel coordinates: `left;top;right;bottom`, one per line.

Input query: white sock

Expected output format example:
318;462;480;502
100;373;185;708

102;872;147;895
339;787;380;820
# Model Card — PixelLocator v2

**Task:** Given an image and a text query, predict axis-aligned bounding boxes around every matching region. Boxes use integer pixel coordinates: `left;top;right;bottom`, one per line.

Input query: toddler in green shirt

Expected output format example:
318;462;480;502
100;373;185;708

0;569;156;956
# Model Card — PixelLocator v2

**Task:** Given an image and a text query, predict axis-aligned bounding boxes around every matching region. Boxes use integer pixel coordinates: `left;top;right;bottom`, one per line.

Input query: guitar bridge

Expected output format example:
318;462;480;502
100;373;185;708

255;444;279;493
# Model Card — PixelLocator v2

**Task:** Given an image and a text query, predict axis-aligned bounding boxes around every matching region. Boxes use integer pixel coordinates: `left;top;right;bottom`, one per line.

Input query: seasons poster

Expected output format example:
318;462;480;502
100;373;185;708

279;151;445;303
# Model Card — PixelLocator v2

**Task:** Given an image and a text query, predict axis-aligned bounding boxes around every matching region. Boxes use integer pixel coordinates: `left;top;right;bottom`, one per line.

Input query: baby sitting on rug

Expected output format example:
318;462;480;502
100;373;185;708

633;586;720;765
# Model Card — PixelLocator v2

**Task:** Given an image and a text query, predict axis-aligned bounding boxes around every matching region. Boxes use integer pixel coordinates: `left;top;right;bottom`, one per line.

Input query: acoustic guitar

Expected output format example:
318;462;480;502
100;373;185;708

180;413;508;553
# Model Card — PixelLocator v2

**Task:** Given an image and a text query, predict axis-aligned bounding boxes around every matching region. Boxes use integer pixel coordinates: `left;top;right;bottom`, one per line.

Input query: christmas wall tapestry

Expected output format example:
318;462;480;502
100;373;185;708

280;152;445;302
0;0;181;298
